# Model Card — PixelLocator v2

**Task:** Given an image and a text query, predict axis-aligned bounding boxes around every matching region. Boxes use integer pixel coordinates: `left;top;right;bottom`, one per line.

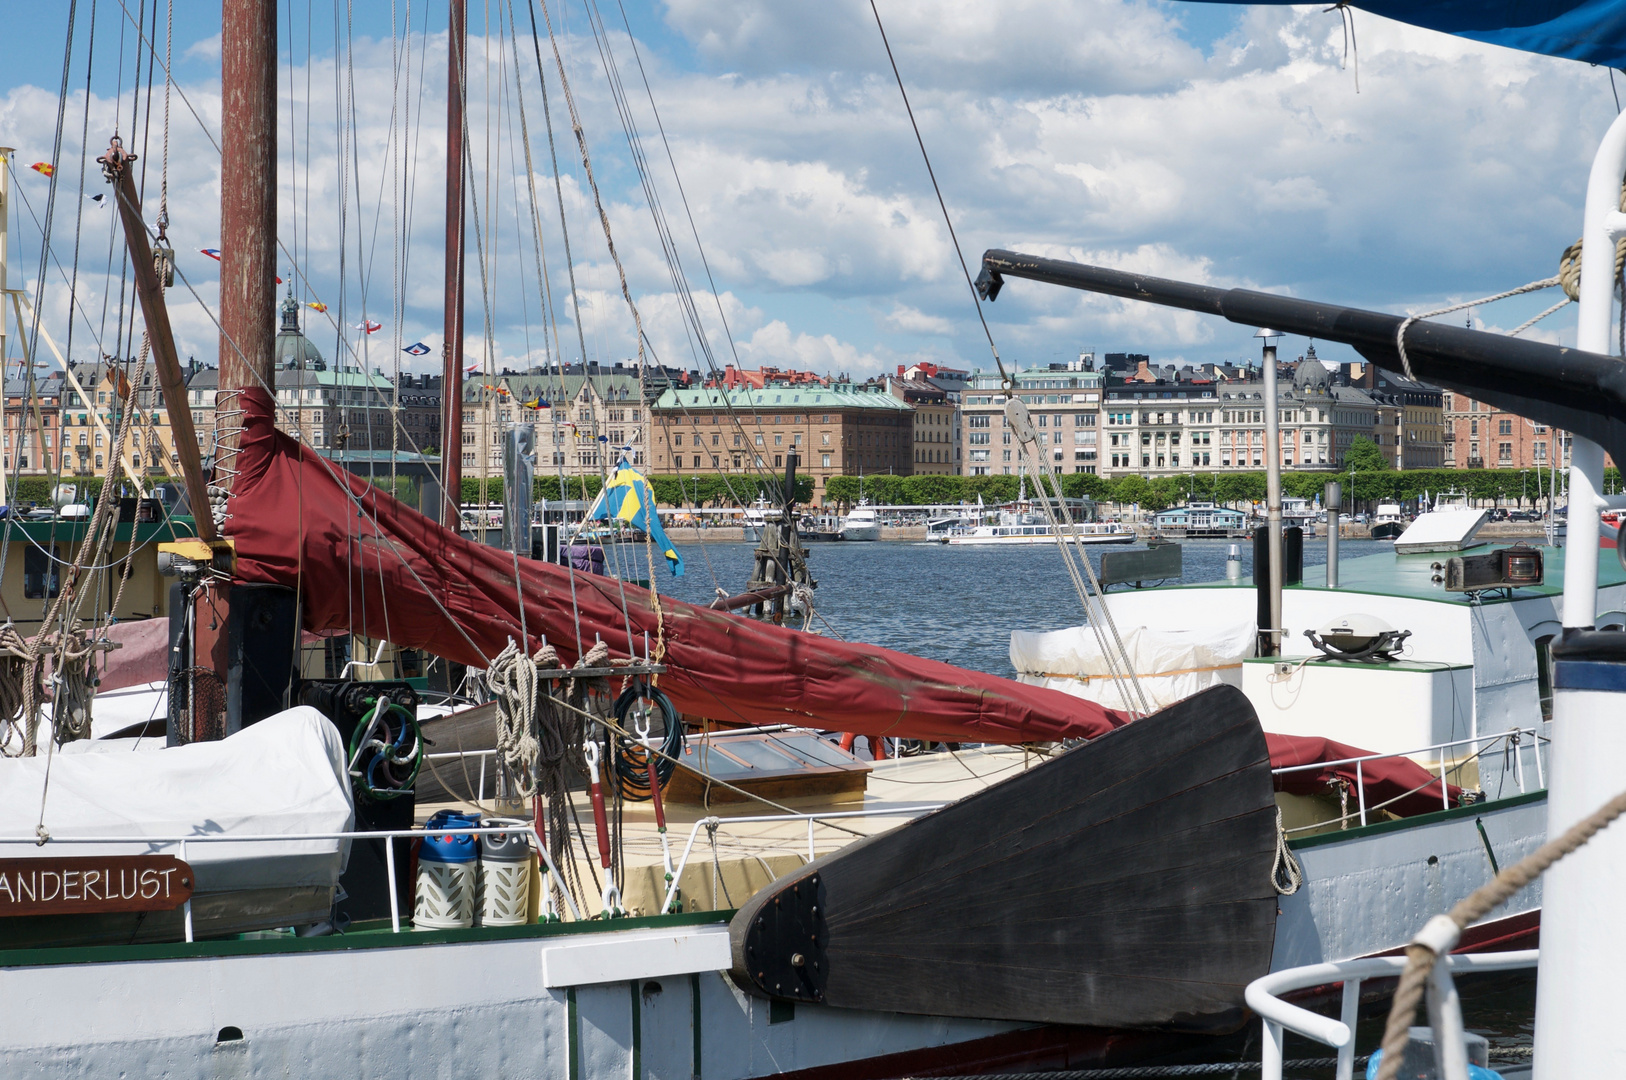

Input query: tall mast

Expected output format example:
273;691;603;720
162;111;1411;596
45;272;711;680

0;146;10;365
0;146;12;504
216;0;278;493
441;0;468;527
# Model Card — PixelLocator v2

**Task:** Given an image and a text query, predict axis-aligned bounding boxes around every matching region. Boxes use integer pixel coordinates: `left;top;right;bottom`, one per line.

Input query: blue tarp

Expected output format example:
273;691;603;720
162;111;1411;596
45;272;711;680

1190;1;1626;68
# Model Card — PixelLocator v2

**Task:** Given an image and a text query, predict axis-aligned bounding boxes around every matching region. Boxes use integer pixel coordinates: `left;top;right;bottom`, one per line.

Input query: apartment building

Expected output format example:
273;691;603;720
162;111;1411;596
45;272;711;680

650;380;912;494
959;359;1104;476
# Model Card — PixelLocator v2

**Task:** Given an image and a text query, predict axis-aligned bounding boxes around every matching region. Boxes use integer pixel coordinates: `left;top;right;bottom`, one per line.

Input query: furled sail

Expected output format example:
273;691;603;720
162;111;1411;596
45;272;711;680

225;388;1129;743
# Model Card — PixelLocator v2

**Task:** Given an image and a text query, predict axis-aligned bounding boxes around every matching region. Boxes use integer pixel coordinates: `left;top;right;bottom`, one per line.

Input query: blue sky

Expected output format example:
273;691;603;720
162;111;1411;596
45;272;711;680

0;1;1618;383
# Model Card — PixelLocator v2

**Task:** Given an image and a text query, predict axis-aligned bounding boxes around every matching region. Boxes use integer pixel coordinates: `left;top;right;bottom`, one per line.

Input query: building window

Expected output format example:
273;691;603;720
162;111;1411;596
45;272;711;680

822;454;832;468
1498;419;1513;436
1498;442;1513;463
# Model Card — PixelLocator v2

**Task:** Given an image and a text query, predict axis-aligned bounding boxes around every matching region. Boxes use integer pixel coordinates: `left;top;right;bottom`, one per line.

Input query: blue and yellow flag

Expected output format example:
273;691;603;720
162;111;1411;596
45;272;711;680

589;461;684;576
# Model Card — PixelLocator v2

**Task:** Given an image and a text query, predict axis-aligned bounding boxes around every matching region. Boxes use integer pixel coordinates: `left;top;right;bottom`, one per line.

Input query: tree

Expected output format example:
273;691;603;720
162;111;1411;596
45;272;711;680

1342;436;1389;472
1111;474;1150;509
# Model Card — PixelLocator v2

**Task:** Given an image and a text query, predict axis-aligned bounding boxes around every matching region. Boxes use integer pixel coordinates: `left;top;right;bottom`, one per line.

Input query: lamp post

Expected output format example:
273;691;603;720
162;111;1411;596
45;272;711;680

1256;327;1284;657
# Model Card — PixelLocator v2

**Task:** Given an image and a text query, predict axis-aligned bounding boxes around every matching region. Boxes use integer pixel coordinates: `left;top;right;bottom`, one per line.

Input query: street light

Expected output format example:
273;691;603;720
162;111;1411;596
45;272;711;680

1255;327;1283;658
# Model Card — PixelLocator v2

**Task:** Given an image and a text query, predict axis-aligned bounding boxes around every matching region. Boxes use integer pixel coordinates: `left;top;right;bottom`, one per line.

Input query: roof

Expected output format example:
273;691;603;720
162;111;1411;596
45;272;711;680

653;382;913;412
464;372;642;405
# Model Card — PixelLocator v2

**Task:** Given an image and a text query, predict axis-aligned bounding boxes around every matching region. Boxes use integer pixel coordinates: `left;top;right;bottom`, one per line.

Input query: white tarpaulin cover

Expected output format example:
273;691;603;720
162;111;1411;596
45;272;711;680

1011;619;1256;713
0;708;353;892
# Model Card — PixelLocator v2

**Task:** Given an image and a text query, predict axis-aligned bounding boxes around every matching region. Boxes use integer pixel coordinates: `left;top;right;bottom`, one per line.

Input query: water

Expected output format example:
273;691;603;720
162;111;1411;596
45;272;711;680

652;535;1540;1064
653;537;1391;676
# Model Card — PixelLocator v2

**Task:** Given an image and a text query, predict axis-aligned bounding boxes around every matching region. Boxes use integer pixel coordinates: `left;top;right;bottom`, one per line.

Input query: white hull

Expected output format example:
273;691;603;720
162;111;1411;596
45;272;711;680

0;790;1543;1079
838;525;882;541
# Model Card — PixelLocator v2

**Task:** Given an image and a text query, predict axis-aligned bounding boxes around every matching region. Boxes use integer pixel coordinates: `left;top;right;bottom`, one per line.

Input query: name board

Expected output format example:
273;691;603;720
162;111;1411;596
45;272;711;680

0;855;194;916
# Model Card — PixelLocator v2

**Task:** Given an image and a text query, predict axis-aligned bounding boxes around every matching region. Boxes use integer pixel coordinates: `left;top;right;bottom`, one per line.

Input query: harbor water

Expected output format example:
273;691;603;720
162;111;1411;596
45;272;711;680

654;537;1384;677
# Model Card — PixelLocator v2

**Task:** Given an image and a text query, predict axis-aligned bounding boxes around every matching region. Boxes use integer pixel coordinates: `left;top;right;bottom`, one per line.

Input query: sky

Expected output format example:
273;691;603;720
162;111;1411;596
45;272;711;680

0;1;1620;386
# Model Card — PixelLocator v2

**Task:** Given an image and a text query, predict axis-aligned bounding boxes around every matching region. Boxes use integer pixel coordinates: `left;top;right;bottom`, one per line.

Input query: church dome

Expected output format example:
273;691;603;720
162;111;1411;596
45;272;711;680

275;292;326;371
1292;348;1330;392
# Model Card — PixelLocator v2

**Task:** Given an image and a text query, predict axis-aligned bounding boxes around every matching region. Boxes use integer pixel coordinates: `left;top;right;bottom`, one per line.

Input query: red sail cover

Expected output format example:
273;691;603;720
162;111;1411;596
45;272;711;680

225;388;1130;743
1267;734;1461;820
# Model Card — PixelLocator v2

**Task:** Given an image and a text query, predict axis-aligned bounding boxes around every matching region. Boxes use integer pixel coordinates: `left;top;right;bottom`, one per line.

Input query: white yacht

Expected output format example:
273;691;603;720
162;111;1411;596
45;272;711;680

944;500;1136;546
839;504;883;541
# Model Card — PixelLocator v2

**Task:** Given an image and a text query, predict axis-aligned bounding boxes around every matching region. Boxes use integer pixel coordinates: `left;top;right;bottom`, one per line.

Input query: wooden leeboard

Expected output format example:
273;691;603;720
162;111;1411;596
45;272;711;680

729;685;1278;1031
0;855;194;916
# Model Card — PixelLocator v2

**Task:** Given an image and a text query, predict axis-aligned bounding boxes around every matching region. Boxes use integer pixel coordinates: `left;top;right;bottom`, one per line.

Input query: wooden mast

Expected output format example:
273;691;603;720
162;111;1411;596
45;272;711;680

215;0;278;494
441;0;468;527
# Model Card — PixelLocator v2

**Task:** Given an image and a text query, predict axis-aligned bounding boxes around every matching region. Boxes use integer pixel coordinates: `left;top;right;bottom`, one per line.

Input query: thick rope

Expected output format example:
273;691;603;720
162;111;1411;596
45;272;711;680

1394;276;1560;383
1374;785;1626;1080
1271;808;1303;895
487;640;542;799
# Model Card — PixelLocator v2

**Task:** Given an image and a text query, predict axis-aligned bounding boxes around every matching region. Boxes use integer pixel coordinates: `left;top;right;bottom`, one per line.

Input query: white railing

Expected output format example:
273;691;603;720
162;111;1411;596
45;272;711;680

659;804;945;914
1270;726;1546;828
0;824;580;941
1245;949;1538;1080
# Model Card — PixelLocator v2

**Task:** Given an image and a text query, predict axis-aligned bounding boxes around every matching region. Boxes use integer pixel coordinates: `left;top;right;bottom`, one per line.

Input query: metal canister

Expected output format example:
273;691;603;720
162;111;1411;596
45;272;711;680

414;810;480;930
476;819;532;927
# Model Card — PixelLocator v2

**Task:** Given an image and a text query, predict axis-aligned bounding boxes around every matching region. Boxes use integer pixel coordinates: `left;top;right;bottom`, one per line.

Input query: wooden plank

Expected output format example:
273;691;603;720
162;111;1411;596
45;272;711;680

728;684;1278;1031
0;855;193;916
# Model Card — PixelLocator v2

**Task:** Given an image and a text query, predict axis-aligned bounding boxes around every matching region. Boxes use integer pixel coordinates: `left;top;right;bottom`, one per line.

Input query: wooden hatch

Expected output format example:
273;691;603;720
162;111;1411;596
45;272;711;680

665;730;870;806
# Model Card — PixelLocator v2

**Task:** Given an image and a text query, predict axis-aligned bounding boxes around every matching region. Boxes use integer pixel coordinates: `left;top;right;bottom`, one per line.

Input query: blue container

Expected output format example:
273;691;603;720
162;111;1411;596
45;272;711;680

420;810;481;864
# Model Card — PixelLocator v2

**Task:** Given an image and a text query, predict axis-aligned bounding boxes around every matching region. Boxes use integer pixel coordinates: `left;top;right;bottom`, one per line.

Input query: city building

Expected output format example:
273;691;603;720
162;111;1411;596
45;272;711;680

462;365;648;488
959;357;1104;476
708;364;825;391
885;368;957;475
649;381;912;496
1343;361;1445;468
1442;390;1572;470
1097;357;1377;477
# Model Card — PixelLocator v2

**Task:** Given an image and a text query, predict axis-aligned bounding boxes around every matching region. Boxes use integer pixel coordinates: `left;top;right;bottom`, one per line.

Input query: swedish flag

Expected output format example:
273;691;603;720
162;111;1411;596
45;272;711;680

588;461;684;576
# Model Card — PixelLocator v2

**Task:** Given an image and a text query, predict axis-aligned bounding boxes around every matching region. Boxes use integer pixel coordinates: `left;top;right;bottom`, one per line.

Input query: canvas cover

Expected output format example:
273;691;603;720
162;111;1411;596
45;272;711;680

0;708;353;892
225;388;1130;744
1010;620;1255;713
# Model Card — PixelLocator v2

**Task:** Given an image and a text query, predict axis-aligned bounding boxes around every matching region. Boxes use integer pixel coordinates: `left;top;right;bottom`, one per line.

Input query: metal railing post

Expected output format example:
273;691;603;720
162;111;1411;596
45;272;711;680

1337;978;1362;1080
1439;747;1450;810
179;839;193;943
386;837;401;933
1355;759;1367;826
1262;1019;1284;1080
1534;730;1546;789
1512;731;1527;794
807;818;815;862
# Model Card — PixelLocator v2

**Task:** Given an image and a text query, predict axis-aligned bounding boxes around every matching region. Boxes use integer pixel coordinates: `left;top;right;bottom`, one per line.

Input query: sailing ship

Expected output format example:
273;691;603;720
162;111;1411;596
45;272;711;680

2;2;1621;1078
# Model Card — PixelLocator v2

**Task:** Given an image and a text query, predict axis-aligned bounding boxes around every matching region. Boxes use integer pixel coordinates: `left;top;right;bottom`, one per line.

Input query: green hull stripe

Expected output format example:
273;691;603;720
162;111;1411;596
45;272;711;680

1288;789;1546;851
0;908;734;969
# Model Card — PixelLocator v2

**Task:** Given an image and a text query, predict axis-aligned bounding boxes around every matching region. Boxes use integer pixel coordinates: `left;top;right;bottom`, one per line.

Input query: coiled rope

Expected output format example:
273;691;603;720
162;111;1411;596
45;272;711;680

488;639;543;799
1373;785;1626;1080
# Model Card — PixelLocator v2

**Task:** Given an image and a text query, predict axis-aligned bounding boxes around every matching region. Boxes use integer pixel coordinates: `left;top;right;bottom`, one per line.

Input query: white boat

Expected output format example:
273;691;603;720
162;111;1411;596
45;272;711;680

838;504;882;541
1371;501;1406;540
944;519;1137;545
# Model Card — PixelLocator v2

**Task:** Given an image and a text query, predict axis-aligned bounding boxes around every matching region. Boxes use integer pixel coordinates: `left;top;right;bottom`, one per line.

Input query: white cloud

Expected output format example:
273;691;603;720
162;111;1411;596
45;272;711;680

185;34;222;62
0;0;1613;389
